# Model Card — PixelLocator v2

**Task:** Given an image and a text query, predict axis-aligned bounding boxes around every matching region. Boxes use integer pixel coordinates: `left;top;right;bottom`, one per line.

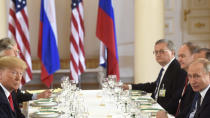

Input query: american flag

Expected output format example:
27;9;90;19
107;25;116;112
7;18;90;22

70;0;86;83
8;0;32;85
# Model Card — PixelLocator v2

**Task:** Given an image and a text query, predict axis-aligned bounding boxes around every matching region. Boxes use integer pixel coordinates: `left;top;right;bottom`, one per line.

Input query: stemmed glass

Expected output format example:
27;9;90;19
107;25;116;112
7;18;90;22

102;77;108;93
60;76;70;89
114;81;123;102
70;80;77;91
108;75;116;89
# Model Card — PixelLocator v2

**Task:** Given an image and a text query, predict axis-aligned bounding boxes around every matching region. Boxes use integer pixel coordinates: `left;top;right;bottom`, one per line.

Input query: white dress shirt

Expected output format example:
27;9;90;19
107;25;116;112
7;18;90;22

154;57;175;99
0;83;11;102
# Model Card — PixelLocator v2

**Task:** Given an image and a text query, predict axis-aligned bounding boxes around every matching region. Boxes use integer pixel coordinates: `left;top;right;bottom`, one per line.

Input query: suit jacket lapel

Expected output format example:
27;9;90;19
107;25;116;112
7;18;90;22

194;88;210;118
11;91;18;117
0;86;16;117
158;59;176;92
0;86;9;104
162;59;176;81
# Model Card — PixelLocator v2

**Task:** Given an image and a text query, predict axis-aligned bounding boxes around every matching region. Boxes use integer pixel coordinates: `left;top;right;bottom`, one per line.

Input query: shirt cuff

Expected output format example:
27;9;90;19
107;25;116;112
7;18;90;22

32;93;37;100
128;85;132;90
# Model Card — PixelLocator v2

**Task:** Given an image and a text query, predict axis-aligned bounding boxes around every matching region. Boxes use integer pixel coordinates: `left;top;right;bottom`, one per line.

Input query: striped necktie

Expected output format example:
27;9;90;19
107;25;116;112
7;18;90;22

152;68;164;99
186;92;201;118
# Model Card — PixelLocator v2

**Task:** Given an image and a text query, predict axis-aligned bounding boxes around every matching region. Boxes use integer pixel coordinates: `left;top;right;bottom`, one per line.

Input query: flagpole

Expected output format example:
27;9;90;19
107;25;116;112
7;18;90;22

77;75;81;89
50;77;54;89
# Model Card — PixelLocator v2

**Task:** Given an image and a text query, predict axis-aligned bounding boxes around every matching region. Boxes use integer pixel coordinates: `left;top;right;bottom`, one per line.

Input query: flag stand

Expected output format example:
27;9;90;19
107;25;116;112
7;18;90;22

50;79;54;89
77;75;81;89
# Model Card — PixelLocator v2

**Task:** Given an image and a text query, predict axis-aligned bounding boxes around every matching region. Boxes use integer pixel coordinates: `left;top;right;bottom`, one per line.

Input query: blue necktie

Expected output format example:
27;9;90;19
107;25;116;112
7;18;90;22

187;92;201;118
152;68;164;99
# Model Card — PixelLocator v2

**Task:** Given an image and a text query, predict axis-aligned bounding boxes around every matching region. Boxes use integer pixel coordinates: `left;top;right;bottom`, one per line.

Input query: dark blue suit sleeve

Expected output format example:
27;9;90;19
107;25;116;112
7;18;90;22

16;89;33;103
132;82;156;93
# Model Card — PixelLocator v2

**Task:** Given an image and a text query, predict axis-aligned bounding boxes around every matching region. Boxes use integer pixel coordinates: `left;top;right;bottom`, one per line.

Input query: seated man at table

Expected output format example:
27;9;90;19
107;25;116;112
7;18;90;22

123;39;186;115
157;58;210;118
157;42;198;118
0;37;51;103
186;59;210;118
0;56;26;118
157;44;210;118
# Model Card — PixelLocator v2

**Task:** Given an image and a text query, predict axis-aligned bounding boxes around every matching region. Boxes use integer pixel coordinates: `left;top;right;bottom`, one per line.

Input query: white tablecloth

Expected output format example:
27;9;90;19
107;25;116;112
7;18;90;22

28;90;174;118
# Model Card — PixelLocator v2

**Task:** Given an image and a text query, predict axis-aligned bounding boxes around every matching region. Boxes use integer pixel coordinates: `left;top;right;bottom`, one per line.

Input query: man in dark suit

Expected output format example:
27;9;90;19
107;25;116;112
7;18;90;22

187;59;210;118
157;42;198;118
0;37;51;104
157;59;210;118
0;56;27;118
172;42;198;118
123;39;186;115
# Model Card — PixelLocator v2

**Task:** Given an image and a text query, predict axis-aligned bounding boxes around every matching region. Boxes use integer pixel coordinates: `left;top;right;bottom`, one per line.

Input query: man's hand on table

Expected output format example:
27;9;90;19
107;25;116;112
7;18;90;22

156;110;168;118
37;90;52;99
122;84;129;90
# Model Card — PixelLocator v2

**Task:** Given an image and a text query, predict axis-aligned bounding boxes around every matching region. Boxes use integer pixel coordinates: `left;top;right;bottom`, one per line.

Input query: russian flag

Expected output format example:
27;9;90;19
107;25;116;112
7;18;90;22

38;0;60;88
96;0;120;81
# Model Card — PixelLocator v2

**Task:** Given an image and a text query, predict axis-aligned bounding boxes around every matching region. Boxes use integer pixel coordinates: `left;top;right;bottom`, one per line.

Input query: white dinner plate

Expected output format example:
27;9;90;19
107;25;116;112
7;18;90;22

32;111;59;118
141;108;162;113
34;100;57;107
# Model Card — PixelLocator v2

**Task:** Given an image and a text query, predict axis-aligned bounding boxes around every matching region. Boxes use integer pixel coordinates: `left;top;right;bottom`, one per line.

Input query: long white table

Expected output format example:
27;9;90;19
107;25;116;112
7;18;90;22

28;90;172;118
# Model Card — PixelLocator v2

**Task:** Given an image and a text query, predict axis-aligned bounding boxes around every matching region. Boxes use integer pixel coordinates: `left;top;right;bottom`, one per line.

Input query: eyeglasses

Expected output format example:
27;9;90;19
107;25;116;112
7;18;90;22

153;49;170;55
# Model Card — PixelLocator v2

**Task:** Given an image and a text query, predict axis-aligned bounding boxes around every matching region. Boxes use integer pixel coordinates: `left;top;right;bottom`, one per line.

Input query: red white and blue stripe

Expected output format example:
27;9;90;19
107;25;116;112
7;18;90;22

38;0;60;88
8;0;32;86
70;0;86;84
96;0;120;81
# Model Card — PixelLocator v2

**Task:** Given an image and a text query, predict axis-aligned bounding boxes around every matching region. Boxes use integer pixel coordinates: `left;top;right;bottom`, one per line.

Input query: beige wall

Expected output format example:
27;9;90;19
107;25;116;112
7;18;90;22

0;0;7;38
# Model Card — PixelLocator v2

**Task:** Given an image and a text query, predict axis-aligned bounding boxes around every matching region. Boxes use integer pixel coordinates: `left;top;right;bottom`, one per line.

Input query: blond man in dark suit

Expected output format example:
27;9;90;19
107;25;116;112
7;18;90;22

0;56;27;118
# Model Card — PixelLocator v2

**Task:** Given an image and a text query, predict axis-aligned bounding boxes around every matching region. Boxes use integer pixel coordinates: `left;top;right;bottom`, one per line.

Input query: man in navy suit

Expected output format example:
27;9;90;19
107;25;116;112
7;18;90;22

157;59;210;118
0;37;51;103
157;42;198;118
123;39;186;115
0;56;27;118
187;59;210;118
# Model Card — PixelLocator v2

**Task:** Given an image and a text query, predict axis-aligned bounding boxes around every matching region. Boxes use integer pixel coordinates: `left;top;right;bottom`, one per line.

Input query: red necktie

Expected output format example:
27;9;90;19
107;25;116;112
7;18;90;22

175;77;188;116
8;94;14;111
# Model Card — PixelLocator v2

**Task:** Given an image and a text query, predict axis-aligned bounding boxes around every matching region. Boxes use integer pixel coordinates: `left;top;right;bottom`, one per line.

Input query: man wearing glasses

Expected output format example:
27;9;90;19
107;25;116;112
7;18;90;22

157;42;199;118
123;39;186;115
